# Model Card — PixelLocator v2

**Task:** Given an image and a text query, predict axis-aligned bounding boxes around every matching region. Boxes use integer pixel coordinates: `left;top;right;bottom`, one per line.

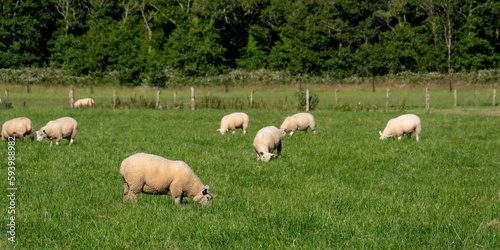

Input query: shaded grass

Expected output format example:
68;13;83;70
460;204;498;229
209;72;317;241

0;108;499;248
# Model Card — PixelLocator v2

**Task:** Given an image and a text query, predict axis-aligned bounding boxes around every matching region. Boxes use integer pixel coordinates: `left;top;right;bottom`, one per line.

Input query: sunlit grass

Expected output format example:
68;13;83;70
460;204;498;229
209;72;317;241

0;107;498;248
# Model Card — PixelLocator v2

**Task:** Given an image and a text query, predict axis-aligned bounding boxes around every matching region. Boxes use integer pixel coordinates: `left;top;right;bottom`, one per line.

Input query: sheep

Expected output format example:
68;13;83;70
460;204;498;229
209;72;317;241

1;117;34;141
74;98;95;108
120;153;213;205
280;112;316;136
217;112;249;134
379;114;421;142
253;126;283;162
36;117;78;146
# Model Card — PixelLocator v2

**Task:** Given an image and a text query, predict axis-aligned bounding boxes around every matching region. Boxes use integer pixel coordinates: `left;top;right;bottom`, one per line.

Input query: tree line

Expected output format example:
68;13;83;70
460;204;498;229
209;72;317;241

1;0;499;87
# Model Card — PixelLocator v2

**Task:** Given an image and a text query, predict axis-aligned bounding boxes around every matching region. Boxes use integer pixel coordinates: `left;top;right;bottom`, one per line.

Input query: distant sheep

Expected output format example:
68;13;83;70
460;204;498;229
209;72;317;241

217;112;249;134
253;126;283;162
36;117;78;146
74;98;94;108
1;117;34;141
379;114;421;141
280;113;316;136
120;153;213;205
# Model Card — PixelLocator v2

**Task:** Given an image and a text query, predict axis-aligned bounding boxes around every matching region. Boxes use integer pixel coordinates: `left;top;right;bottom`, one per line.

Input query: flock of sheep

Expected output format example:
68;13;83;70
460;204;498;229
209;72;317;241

2;109;421;205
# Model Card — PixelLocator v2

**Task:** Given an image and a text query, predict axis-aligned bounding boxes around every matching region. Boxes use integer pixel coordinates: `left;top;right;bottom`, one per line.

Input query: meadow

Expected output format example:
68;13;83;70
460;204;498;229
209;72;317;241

0;86;499;248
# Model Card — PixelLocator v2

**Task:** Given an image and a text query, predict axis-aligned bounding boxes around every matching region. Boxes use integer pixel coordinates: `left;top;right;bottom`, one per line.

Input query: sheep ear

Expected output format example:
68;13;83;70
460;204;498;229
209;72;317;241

259;152;264;156
202;185;209;195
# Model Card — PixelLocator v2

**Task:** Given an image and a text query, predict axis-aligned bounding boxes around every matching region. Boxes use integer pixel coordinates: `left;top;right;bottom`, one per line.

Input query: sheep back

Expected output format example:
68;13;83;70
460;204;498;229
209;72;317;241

280;113;315;136
37;117;78;145
74;98;95;108
218;112;249;134
381;114;421;141
120;153;213;204
253;126;283;162
1;117;34;141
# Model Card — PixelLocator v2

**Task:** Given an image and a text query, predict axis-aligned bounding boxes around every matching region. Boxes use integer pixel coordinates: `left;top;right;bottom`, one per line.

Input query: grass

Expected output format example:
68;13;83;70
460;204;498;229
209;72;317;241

0;87;499;248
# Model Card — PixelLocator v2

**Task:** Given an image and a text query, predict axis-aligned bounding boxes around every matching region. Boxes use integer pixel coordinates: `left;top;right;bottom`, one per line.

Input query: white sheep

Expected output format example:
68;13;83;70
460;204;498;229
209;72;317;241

280;112;316;136
120;153;213;205
217;112;249;134
379;114;421;141
1;117;34;141
74;98;95;108
36;117;78;146
253;126;283;162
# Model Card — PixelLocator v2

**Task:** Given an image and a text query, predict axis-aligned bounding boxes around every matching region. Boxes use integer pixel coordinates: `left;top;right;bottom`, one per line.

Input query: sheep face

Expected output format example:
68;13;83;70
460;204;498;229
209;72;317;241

197;185;214;205
279;128;286;136
217;128;228;135
36;130;47;142
379;131;391;140
259;152;276;162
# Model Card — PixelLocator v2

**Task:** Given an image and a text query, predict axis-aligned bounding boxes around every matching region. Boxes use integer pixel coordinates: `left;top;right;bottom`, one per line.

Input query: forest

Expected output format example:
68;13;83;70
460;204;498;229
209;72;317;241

1;0;499;87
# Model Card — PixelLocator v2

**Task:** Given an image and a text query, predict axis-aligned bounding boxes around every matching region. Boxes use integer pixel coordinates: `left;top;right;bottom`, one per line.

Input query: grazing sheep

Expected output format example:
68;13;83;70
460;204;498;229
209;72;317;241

280;112;316;136
1;117;34;141
36;117;78;146
217;112;249;134
120;153;213;205
379;114;421;141
74;98;95;108
253;126;283;162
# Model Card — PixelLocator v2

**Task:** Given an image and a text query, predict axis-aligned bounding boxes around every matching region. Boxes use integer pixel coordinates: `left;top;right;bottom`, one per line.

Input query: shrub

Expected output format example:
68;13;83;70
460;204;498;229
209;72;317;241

295;88;319;110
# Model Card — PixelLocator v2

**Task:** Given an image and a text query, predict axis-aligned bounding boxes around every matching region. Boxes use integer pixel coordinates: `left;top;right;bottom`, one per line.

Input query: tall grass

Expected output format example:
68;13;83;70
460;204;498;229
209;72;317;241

0;108;499;248
1;68;499;87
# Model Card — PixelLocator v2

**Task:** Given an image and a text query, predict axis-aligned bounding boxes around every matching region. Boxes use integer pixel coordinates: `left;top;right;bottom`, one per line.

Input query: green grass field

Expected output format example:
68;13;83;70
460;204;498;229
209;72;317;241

0;86;499;248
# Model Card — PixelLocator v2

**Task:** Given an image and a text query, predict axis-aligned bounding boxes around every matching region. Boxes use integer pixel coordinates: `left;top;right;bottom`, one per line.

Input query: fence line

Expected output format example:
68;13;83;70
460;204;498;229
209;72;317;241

1;87;498;111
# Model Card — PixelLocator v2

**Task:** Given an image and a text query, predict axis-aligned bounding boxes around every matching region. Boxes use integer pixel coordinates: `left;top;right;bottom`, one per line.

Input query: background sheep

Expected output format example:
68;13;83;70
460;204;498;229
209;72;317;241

36;117;78;146
1;117;34;141
120;153;213;205
253;126;283;162
217;112;249;134
280;112;316;136
74;98;95;108
379;114;421;141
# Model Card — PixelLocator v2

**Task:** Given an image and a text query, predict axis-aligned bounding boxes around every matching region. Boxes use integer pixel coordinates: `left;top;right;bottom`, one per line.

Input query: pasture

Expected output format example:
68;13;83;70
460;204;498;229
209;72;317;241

0;87;499;248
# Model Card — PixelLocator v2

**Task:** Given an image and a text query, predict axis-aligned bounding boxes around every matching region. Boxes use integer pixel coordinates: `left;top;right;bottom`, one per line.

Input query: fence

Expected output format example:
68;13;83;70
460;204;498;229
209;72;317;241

2;86;498;112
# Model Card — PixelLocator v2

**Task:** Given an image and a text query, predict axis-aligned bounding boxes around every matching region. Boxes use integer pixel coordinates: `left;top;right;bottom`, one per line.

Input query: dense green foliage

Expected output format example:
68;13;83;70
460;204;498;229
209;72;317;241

0;108;499;248
1;0;500;86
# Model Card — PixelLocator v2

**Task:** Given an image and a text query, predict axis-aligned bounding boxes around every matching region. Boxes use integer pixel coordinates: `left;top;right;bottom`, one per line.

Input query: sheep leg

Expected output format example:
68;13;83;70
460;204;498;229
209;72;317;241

49;140;53;146
123;182;130;202
397;135;402;140
407;133;412;140
69;138;74;145
170;184;183;204
18;135;24;141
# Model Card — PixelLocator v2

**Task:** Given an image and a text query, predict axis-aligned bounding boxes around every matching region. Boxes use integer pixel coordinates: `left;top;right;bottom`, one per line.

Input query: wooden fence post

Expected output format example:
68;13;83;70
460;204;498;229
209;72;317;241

26;80;30;93
335;90;338;107
191;87;195;110
69;88;74;109
426;88;430;113
372;79;375;92
113;90;117;108
250;90;254;108
454;89;457;107
156;90;160;109
306;88;310;111
90;79;95;94
449;79;452;92
5;89;9;102
225;82;228;93
174;91;177;104
386;88;390;110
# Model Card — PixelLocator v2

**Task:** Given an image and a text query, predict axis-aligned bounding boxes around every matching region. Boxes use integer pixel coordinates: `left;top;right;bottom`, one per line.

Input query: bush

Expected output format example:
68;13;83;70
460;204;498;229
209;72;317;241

295;88;319;110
